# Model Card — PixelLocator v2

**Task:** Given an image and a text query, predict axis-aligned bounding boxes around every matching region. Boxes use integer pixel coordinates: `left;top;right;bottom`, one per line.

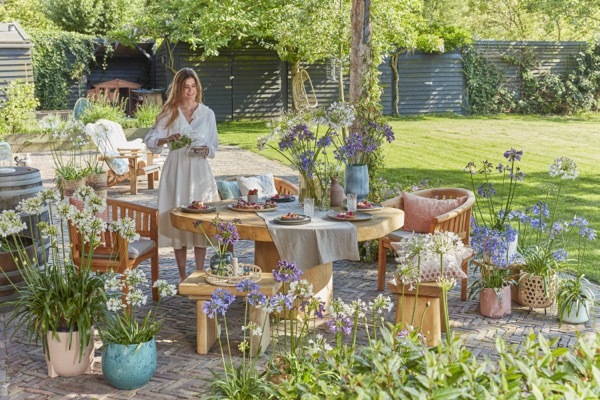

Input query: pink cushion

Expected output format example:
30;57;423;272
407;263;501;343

402;192;466;233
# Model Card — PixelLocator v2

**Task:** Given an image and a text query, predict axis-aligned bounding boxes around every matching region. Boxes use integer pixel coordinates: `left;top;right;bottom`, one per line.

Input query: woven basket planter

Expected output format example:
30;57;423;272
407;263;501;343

86;172;108;198
518;273;557;309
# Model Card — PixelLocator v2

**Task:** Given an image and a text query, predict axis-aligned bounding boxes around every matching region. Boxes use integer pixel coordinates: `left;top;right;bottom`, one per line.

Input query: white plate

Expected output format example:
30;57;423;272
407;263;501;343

351;203;384;212
272;215;311;225
180;205;217;214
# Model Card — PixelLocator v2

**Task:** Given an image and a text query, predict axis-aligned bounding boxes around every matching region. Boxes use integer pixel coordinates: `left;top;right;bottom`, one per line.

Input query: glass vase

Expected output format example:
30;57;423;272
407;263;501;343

344;164;369;200
209;252;233;276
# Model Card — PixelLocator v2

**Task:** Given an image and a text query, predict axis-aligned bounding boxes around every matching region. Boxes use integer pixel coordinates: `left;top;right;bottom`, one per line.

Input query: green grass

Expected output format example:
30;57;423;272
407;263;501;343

217;114;600;281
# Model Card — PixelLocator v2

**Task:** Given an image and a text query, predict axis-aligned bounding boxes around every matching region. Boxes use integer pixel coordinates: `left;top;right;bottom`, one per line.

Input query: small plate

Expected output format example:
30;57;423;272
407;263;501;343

181;205;217;214
272;215;311;225
227;203;278;212
352;203;384;211
269;195;296;203
326;211;374;222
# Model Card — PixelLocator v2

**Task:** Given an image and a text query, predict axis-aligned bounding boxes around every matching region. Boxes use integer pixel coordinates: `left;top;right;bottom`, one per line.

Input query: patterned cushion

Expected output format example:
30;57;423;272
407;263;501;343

104;150;129;175
217;180;242;200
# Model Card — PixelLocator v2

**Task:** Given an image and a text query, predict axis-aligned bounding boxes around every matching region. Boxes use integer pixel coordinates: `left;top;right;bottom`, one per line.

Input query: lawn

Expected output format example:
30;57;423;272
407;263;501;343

217;114;600;281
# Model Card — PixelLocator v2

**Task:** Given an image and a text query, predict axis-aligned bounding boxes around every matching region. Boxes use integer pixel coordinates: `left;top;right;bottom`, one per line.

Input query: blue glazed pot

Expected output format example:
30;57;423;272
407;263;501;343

344;164;369;200
102;337;157;390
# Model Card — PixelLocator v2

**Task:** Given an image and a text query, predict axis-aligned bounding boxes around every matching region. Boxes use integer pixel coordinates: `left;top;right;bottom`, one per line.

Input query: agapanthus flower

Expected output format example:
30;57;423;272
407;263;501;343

236;279;260;294
0;210;26;237
203;288;236;318
153;279;177;297
549;156;578;180
504;148;523;161
125;289;147;307
273;260;302;283
110;217;140;242
124;269;148;288
247;291;267;307
16;196;45;215
327;314;353;335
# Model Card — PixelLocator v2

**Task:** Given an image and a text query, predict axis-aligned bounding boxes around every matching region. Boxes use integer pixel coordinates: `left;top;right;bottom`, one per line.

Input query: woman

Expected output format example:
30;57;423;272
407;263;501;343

144;68;220;282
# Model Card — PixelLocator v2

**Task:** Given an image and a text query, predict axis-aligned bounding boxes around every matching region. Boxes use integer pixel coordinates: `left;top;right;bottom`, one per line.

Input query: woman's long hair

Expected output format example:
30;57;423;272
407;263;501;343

156;68;202;128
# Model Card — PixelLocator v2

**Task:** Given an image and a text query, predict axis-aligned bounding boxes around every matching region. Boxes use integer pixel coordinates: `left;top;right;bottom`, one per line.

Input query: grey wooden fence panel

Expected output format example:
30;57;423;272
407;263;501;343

232;48;284;119
0;48;33;102
396;51;464;115
379;58;393;116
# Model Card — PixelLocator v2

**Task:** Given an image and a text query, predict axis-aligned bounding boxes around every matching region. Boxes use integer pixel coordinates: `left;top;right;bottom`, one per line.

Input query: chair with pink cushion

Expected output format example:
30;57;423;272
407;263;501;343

377;187;475;300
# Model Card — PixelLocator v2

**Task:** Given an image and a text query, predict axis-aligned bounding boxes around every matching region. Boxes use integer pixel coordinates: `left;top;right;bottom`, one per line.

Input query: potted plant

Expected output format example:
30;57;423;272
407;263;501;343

466;148;524;266
557;274;595;325
100;270;176;390
468;263;513;318
1;189;106;377
195;216;242;276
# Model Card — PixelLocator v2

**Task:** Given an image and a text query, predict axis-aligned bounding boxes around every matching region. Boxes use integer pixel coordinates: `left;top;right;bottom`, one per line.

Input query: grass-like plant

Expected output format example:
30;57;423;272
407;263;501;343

557;274;595;326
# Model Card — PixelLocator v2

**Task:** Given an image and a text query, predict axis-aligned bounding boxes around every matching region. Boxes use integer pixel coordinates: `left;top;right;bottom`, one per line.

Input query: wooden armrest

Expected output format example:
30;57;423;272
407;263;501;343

117;147;142;153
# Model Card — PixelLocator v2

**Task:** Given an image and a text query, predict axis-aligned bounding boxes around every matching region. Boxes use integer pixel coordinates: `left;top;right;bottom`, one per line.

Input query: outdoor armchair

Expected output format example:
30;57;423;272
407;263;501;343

68;198;160;301
378;187;475;300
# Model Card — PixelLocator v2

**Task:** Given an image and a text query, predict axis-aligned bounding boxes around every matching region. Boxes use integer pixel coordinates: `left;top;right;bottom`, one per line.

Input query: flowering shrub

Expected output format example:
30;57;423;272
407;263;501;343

101;270;176;345
333;121;395;166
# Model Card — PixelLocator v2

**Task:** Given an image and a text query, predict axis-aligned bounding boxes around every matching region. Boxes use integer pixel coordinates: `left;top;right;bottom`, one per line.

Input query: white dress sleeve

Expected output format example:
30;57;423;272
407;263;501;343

144;116;170;154
205;109;218;159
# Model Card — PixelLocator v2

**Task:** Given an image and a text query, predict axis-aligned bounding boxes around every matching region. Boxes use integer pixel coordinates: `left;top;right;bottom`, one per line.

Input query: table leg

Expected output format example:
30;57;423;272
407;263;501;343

394;294;441;347
254;241;280;272
249;305;270;356
196;299;217;354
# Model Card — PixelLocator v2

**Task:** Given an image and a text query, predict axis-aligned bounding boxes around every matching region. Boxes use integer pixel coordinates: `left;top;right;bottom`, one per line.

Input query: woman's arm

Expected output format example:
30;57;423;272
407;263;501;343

144;115;179;153
205;110;218;159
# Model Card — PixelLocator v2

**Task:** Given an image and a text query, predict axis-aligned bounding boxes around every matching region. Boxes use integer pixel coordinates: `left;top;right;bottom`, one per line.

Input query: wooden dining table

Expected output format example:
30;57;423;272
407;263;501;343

171;200;404;306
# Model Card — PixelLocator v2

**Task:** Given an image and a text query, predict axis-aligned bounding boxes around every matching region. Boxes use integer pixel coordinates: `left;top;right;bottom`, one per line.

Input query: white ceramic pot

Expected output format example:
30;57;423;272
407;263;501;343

45;328;94;378
560;301;591;324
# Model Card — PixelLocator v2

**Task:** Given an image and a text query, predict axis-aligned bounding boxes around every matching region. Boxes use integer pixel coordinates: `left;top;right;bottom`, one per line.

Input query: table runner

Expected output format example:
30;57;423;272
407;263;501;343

256;201;360;271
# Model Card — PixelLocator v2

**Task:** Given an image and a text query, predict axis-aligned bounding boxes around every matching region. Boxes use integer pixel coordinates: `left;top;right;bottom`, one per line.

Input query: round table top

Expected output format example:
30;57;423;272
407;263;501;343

170;200;404;242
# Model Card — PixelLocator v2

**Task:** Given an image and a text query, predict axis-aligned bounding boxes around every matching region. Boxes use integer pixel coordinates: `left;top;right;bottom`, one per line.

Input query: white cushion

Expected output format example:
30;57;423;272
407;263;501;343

104;150;130;175
237;173;277;197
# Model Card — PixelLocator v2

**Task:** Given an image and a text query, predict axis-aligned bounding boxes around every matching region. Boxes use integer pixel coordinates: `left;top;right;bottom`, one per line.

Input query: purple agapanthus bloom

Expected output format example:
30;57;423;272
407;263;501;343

300;298;326;318
300;150;315;176
532;202;550;217
553;248;568;261
496;163;504;173
580;226;596;241
236;279;260;294
478;183;496;198
247;291;267;307
327;314;353;335
269;293;294;312
317;134;333;148
504;148;523;161
273;260;302;283
203;288;236;318
278;134;295;151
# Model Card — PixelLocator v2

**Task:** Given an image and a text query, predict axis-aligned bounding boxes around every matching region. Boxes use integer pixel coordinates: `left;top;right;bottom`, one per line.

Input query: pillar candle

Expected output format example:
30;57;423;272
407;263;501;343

232;257;239;277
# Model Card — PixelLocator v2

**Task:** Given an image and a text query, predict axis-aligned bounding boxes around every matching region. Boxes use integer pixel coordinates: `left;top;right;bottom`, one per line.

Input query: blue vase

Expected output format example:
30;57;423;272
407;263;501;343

344;164;369;200
102;338;157;390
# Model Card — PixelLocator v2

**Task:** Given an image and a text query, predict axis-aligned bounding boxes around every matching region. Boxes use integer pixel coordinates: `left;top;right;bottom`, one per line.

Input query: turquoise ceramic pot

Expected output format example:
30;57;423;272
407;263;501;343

102;337;157;390
344;164;369;200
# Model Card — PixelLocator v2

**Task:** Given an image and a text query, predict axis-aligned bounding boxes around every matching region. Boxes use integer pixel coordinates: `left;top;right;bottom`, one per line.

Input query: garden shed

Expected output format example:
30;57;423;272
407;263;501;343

0;21;33;102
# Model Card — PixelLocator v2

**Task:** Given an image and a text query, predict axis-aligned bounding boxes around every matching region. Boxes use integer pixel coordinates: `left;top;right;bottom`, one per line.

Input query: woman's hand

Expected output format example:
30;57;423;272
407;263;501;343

159;133;181;147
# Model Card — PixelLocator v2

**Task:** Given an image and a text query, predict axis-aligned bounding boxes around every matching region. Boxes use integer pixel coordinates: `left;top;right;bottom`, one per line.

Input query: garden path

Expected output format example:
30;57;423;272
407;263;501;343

0;146;598;399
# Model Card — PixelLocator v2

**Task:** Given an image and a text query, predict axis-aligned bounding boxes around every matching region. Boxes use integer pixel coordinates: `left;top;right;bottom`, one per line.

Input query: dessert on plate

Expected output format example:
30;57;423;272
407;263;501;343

189;200;210;210
280;212;303;220
357;200;374;209
336;211;356;219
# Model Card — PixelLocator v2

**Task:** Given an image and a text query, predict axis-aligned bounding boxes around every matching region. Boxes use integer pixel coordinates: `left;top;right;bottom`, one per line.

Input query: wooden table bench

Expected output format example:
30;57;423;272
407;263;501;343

179;271;281;355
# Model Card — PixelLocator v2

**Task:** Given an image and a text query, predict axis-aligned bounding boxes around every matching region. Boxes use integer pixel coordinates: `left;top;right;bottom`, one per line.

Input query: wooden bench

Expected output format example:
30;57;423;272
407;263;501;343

179;271;281;355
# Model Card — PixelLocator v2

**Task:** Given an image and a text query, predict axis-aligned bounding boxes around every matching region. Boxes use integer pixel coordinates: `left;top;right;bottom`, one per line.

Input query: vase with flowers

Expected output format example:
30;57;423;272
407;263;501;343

468;263;514;318
259;102;354;208
466;148;525;267
334;121;396;200
101;270;176;389
195;216;242;276
509;156;593;309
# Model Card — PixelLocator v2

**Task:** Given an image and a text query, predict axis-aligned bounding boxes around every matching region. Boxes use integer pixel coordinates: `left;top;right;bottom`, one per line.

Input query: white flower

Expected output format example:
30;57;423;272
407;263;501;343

55;201;73;218
153;279;177;297
73;186;96;203
104;272;123;292
106;297;124;312
368;294;393;314
124;269;147;288
328;298;348;318
110;217;140;242
83;194;107;215
125;289;147;307
289;279;314;299
549;156;578;180
38;222;58;238
38;188;61;203
349;299;367;319
238;340;249;352
0;210;26;237
16;196;45;215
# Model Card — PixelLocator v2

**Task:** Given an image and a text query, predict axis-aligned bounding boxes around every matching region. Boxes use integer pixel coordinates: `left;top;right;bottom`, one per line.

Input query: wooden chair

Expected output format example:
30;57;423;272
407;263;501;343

85;119;162;195
377;188;475;300
68;199;160;301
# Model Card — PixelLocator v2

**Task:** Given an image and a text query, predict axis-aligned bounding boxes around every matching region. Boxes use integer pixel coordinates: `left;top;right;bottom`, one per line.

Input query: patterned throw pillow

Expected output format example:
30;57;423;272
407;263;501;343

402;192;466;233
104;150;129;176
237;173;277;197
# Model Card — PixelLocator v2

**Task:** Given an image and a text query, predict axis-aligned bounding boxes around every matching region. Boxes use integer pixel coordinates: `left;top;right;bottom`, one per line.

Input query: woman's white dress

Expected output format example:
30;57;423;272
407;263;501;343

144;103;220;249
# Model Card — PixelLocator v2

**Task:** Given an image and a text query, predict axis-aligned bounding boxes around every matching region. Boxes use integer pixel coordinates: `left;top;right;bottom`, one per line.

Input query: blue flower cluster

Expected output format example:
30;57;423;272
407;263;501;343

273;260;303;283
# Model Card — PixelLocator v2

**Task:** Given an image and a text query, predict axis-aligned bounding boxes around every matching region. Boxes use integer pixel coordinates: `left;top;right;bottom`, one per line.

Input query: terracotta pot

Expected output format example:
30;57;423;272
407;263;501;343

479;286;511;318
45;328;94;378
329;176;344;207
518;273;557;309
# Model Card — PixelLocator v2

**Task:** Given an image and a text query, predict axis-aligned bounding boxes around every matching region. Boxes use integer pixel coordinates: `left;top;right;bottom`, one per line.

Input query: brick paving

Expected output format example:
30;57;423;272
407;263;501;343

0;147;598;399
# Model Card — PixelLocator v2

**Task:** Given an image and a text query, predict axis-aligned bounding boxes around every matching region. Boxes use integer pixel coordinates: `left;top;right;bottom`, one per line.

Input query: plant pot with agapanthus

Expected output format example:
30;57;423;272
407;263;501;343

468;263;514;318
195;216;242;277
466;148;525;267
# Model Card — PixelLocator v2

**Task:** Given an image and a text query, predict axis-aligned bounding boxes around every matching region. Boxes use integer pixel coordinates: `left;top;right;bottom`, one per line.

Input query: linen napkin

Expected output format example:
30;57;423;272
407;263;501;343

257;201;360;271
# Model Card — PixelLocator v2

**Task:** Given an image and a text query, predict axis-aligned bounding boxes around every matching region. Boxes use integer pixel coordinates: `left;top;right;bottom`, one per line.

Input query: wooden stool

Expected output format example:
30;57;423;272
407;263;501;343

179;271;281;355
388;281;445;347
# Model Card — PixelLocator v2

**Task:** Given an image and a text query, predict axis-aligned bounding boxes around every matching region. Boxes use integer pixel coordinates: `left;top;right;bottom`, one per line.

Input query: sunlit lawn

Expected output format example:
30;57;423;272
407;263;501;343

218;114;600;281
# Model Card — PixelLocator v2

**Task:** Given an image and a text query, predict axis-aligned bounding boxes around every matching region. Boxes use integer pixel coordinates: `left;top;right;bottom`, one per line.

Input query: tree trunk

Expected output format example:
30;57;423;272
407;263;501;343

390;54;399;116
290;59;301;111
350;0;372;131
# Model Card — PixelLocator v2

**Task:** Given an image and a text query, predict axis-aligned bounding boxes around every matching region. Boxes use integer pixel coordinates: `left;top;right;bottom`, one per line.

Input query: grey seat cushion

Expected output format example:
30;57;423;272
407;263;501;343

92;239;156;259
387;230;422;242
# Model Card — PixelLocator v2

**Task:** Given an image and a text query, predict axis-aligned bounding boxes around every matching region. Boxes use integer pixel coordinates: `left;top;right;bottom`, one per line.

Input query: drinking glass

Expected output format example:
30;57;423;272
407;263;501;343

303;197;315;217
346;193;358;213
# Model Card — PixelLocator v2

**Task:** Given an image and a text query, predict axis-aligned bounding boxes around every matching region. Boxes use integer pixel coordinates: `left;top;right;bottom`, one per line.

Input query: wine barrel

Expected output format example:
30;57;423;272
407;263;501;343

0;167;50;298
0;236;35;304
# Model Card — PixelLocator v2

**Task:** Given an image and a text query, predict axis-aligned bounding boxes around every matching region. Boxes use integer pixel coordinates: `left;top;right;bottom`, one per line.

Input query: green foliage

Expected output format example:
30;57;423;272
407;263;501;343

557;274;595;326
265;327;600;398
0;80;40;137
41;0;139;36
80;92;127;124
28;29;97;110
0;0;57;30
132;102;161;128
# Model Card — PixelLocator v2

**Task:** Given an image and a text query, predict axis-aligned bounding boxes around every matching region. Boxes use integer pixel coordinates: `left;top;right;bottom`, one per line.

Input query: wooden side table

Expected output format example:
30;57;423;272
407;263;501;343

179;271;281;355
388;281;445;347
